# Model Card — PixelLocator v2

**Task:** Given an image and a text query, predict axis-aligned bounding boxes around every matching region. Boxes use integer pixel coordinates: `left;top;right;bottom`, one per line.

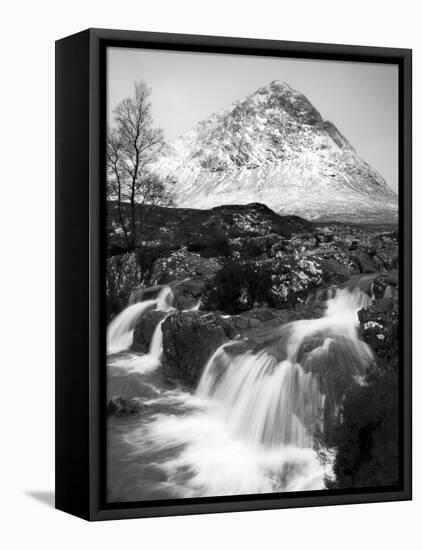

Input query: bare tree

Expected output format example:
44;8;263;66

106;81;170;249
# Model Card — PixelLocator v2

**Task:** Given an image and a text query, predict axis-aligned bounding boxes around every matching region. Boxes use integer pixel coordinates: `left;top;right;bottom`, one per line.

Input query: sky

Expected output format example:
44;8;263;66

108;47;398;192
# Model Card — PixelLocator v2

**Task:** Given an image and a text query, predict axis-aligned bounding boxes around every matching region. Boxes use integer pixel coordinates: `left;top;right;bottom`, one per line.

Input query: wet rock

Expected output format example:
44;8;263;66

316;257;354;282
170;278;205;310
162;311;233;386
129;284;167;304
133;310;168;353
107;396;143;417
161;305;328;387
161;307;286;386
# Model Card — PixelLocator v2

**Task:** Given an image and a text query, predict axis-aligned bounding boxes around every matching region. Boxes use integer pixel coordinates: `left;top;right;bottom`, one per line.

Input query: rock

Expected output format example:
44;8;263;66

161;305;328;387
281;233;318;254
201;253;344;314
241;233;282;257
372;271;398;299
316;257;354;281
161;307;283;386
133;309;168;352
253;308;275;322
151;248;222;285
208;203;314;236
264;256;325;308
358;296;399;371
351;251;376;273
162;311;233;386
270;239;289;257
170;278;205;310
369;231;399;271
107;396;143;417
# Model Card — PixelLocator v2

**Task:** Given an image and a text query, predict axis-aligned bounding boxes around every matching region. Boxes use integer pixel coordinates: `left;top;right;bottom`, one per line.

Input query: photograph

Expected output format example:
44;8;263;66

1;0;418;545
105;47;400;503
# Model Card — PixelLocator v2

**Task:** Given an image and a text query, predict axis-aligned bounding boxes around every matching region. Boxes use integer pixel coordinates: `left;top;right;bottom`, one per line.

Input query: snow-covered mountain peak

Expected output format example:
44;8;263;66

153;80;397;223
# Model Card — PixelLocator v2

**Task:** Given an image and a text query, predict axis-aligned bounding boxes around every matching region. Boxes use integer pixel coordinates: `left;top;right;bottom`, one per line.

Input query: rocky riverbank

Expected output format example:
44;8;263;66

107;202;398;386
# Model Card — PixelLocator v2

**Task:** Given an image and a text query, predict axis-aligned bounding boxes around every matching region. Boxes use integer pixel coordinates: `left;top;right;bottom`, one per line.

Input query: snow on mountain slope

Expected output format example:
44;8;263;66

153;80;398;223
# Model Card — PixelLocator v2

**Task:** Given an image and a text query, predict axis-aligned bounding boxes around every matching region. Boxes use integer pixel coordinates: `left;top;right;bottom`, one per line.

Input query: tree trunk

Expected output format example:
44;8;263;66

130;198;136;250
118;201;130;250
117;184;130;250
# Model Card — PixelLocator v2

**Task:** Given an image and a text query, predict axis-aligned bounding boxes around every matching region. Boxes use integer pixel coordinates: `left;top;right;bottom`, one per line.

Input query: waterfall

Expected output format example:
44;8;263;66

107;286;174;354
155;286;174;311
107;300;156;354
148;319;165;361
122;281;374;497
197;285;373;449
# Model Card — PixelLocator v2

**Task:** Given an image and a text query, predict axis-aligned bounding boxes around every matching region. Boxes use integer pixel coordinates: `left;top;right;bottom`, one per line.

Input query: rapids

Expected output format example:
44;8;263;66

107;286;174;354
196;285;373;450
107;279;374;501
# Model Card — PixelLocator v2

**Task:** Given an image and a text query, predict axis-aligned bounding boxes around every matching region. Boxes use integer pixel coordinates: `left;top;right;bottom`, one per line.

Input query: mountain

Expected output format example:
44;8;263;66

152;80;398;223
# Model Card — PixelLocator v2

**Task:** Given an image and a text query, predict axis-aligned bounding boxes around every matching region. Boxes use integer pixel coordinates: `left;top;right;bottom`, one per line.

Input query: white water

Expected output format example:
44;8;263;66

133;400;329;497
107;300;156;354
107;286;174;354
148;319;165;361
115;283;374;498
197;285;373;449
197;348;324;448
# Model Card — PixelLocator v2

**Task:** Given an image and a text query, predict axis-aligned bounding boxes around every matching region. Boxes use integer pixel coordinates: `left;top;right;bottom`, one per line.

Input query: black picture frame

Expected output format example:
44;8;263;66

55;28;412;521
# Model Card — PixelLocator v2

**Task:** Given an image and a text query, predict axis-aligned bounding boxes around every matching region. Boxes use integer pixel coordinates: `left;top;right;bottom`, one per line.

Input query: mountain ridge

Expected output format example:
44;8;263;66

152;80;398;223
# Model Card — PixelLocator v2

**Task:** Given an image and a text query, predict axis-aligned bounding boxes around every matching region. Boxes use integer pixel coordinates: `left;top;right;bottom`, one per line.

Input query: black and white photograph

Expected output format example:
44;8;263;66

105;46;402;504
1;0;419;543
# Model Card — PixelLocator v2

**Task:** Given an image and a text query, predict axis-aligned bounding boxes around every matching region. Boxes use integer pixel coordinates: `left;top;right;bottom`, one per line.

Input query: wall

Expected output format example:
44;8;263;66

1;1;419;549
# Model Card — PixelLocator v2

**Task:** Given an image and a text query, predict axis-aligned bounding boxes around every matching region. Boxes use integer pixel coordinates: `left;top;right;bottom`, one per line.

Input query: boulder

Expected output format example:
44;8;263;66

316;257;354;282
351;251;377;273
162;311;233;386
240;233;281;257
170;277;205;310
372;271;398;299
151;248;222;285
264;256;325;308
160;305;327;387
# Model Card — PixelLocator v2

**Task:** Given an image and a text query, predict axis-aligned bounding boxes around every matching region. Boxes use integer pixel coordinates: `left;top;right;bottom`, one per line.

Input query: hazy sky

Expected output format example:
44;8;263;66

108;47;398;192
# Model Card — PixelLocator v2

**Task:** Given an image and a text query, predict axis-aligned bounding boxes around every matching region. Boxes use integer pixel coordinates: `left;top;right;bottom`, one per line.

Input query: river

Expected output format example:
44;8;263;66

106;277;375;502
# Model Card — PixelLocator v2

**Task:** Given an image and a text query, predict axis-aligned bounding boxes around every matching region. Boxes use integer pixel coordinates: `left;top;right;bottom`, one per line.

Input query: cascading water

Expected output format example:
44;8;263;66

148;319;165;361
197;348;324;448
107;286;174;355
107;300;156;354
197;284;373;449
110;279;375;499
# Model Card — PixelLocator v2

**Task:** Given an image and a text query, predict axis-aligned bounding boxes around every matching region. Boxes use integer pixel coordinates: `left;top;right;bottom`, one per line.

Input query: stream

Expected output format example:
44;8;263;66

106;277;375;502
